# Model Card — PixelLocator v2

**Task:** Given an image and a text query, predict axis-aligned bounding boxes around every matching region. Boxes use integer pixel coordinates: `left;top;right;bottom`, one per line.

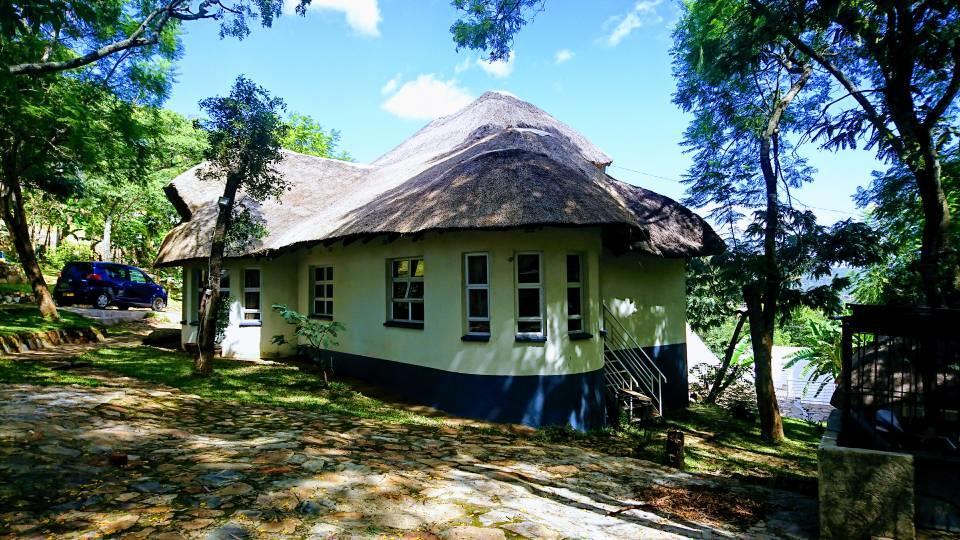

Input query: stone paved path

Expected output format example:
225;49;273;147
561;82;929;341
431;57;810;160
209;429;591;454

0;379;816;539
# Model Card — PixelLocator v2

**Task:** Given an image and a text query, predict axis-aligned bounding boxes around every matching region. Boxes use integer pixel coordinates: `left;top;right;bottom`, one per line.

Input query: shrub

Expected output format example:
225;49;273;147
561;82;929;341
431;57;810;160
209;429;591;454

42;243;95;272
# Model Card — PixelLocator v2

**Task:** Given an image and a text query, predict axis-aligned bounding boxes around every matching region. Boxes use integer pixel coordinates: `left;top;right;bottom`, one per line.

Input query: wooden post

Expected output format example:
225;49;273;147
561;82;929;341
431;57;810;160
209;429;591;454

666;429;685;469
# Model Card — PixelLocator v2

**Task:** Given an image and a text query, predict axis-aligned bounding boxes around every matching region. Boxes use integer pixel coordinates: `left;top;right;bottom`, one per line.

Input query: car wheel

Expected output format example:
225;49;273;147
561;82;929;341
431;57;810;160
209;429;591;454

94;293;111;310
151;297;167;312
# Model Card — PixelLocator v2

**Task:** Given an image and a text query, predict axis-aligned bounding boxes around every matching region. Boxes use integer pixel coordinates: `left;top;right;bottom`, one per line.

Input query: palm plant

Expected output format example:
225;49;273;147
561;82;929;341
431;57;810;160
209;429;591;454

785;317;842;398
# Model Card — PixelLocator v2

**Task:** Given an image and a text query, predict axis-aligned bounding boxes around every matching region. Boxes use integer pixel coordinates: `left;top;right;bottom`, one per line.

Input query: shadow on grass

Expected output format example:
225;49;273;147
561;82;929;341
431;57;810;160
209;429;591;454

0;306;98;337
0;359;101;387
80;346;442;427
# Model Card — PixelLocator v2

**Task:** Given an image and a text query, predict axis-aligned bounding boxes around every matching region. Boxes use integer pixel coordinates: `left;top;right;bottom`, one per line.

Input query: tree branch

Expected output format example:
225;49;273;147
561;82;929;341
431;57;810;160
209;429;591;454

924;45;960;130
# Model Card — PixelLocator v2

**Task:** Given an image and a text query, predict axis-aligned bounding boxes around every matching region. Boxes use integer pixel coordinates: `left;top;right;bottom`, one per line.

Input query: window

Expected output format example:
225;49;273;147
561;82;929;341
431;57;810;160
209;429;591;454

129;269;148;284
390;257;424;324
193;269;230;321
243;268;261;321
464;253;490;335
515;252;544;336
312;266;334;317
566;254;585;332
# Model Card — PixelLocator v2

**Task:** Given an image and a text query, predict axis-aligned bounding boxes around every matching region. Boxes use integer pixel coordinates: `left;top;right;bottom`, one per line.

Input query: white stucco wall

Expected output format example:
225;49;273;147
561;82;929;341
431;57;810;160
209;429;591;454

180;227;688;374
599;252;687;348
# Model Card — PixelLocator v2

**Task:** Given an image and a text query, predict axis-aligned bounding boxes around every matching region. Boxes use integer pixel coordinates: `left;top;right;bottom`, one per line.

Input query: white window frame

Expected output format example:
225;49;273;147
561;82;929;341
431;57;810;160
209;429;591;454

566;253;585;333
242;267;262;322
193;268;229;322
464;252;491;336
389;257;424;324
514;251;545;338
311;265;334;317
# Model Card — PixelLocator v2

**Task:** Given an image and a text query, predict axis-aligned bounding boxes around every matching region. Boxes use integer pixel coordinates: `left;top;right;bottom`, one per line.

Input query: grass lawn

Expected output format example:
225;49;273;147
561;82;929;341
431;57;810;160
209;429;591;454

0;305;99;337
0;358;101;387
0;283;32;295
78;346;443;427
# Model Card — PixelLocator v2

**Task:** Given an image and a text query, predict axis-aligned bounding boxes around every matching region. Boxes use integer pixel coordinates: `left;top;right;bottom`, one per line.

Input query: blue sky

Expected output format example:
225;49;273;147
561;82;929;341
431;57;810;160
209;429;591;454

165;0;883;225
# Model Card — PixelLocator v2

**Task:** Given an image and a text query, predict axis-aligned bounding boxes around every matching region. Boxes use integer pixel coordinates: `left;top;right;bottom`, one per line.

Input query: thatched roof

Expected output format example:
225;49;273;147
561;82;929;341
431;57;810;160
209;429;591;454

156;91;723;266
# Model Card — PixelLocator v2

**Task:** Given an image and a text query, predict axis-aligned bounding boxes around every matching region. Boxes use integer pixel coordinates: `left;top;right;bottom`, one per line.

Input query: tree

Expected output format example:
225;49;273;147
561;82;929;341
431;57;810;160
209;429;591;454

281;113;351;160
741;0;960;306
449;0;544;60
673;0;880;441
853;150;960;305
0;74;159;318
194;76;288;375
2;1;313;77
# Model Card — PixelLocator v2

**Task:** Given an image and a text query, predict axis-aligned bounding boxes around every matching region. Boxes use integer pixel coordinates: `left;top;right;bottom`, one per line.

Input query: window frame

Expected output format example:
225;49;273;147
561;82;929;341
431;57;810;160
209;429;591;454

514;251;545;339
242;267;262;324
566;253;585;333
193;268;230;323
464;252;491;336
311;265;334;318
388;256;425;326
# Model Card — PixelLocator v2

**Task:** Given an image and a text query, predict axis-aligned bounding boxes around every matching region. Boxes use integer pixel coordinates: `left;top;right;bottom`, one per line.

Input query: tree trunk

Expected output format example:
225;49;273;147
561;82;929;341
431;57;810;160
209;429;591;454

911;142;951;307
705;310;748;404
101;214;113;262
744;285;784;442
195;174;241;375
0;161;58;319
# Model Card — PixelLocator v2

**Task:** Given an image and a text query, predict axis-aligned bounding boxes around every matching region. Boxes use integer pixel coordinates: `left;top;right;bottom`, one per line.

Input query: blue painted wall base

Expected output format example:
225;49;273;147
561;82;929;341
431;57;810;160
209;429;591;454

327;350;607;430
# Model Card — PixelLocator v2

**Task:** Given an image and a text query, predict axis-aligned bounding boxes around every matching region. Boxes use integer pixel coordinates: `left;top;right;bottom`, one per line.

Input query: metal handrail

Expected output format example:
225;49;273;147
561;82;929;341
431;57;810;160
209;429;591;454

602;303;667;382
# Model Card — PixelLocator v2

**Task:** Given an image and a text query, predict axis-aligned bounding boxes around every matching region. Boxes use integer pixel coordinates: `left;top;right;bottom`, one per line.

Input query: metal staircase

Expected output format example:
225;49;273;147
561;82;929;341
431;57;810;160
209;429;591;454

601;303;667;424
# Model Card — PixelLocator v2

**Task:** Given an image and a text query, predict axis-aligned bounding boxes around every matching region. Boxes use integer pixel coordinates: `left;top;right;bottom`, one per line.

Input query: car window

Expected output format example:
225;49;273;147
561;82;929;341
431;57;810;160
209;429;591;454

129;269;148;284
103;265;127;281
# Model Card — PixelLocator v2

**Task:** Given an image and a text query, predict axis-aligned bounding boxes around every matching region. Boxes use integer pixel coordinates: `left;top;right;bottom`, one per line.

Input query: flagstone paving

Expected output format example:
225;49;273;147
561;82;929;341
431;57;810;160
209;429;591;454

0;378;816;539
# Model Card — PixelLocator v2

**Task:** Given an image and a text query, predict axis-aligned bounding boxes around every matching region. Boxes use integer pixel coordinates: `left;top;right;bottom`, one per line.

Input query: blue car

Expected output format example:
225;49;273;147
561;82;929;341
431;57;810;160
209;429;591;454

55;261;168;311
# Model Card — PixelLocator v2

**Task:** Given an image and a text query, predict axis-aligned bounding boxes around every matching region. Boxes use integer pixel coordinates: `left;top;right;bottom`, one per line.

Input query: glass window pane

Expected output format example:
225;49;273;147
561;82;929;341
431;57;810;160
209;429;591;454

568;318;583;332
517;254;540;283
325;301;333;314
220;270;230;289
244;291;260;309
244;312;259;320
244;269;260;288
469;320;490;334
467;255;487;284
408;282;424;299
518;288;540;318
393;259;408;278
326;267;333;281
392;282;408;299
392;301;409;320
566;254;581;283
314;267;324;282
468;289;489;318
567;287;582;316
412;259;425;277
325;284;333;298
518;320;542;333
411;301;424;321
314;300;323;314
314;284;324;298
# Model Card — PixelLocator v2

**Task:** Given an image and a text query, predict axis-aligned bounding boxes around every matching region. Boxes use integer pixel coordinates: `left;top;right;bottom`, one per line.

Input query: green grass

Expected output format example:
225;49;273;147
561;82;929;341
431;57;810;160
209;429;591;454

534;404;822;493
0;283;32;295
79;346;443;426
0;306;99;337
0;359;101;387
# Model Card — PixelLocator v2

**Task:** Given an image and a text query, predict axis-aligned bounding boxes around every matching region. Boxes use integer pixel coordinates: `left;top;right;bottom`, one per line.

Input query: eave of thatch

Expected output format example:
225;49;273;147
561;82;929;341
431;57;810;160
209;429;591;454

155;92;723;267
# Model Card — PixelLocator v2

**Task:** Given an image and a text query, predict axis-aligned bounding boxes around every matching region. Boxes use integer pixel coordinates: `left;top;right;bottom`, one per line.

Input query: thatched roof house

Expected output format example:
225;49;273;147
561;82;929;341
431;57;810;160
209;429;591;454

156;91;721;266
159;92;722;430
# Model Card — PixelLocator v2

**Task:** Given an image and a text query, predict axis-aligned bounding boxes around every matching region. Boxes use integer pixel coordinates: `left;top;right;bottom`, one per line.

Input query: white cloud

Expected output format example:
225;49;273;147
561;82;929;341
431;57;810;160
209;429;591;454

284;0;382;37
476;51;515;78
380;74;401;95
554;49;574;64
381;74;474;120
603;0;663;46
454;56;473;74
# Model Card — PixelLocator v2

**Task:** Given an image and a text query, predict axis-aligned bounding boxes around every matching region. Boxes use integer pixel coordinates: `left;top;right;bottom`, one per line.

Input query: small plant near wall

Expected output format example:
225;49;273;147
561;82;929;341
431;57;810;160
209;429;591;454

215;294;232;345
270;304;344;384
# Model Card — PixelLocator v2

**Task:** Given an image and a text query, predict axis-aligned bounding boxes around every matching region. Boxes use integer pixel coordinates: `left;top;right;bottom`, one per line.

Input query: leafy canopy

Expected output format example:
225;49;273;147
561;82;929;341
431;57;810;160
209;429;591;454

449;0;544;60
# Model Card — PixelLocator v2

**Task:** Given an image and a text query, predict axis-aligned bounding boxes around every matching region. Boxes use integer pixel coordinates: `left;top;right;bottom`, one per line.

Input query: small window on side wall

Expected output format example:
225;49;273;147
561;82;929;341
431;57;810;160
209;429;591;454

194;268;230;321
566;254;585;332
243;268;261;321
312;266;333;317
390;257;424;324
464;253;490;335
515;252;544;337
